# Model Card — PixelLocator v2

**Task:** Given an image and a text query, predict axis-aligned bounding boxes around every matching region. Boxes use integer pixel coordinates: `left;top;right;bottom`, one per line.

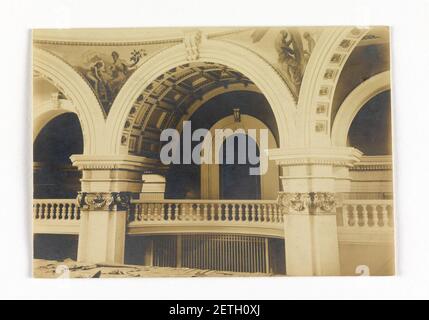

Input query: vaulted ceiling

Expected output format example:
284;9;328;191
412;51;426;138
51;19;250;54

123;62;257;156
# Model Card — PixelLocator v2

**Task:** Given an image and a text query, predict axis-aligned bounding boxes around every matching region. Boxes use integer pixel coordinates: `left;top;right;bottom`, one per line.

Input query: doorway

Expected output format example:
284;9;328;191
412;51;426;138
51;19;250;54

220;134;261;199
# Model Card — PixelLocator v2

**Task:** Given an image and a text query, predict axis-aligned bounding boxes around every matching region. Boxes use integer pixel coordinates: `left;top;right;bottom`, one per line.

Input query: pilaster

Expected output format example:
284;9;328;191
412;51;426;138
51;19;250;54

269;147;362;276
70;154;164;264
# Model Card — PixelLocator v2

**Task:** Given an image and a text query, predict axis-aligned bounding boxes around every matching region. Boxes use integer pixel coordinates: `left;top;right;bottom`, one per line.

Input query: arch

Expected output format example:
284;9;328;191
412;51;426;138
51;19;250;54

105;39;296;154
33;98;75;142
200;115;279;200
296;27;370;147
33;48;106;154
175;83;260;130
331;71;390;147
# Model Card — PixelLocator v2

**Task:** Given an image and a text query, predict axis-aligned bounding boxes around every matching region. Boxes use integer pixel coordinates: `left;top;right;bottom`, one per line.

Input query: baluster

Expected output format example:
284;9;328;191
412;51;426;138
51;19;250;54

351;205;358;227
58;204;63;220
369;204;376;227
382;205;389;228
229;204;234;221
167;204;172;221
195;204;201;221
237;204;242;222
150;204;155;221
160;203;165;221
244;204;249;221
269;204;274;222
76;205;81;220
136;204;141;221
71;203;75;220
153;203;159;221
362;205;368;227
341;204;348;227
190;203;195;221
250;204;255;222
262;204;268;222
64;204;69;220
214;204;219;221
203;204;208;221
34;204;39;219
46;204;51;219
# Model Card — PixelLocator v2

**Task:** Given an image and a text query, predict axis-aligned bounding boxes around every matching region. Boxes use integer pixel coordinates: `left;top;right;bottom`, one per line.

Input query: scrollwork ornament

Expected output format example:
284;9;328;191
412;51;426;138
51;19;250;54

278;192;337;215
76;192;132;211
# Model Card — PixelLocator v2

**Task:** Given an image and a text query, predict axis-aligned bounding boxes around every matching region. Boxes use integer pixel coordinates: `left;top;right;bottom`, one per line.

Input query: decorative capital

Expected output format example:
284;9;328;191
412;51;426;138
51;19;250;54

77;192;132;211
278;192;337;215
184;30;202;61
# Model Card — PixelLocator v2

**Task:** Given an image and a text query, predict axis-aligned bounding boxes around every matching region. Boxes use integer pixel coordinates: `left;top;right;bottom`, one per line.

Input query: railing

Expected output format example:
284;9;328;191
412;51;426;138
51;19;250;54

33;199;80;234
127;199;283;237
33;199;80;221
32;198;394;240
129;199;282;223
339;200;393;229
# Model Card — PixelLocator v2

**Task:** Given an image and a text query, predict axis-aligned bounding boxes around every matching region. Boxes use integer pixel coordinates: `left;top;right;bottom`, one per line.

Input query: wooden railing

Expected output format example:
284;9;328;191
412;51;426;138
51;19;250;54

339;200;393;229
128;199;282;224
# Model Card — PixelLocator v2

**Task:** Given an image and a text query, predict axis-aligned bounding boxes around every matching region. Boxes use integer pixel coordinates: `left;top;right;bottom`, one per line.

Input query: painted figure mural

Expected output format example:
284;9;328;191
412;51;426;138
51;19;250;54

78;49;146;114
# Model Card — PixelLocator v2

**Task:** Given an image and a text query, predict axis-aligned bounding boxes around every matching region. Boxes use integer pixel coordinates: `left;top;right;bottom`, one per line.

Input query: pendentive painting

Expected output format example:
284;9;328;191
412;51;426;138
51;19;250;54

32;27;395;278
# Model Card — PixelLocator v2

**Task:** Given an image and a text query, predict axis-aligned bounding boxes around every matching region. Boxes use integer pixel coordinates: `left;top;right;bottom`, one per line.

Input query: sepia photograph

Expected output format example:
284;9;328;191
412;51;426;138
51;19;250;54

32;26;395;278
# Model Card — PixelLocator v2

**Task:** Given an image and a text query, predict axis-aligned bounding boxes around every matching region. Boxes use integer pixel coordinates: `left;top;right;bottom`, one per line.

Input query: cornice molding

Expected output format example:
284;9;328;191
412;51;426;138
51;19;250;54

268;147;363;167
70;154;164;171
33;38;182;47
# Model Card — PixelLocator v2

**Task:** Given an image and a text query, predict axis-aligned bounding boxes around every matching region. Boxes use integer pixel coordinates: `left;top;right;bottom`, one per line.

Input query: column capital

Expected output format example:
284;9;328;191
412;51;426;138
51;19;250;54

268;147;362;167
278;192;337;215
77;191;132;211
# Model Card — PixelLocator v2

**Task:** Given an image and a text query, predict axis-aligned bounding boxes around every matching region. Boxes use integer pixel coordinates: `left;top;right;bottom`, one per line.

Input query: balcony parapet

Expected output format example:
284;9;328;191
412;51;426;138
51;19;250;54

33;199;80;234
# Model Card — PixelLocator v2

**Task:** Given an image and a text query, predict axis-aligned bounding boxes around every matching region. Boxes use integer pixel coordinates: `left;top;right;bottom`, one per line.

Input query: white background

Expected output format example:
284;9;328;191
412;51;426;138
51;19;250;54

1;0;428;300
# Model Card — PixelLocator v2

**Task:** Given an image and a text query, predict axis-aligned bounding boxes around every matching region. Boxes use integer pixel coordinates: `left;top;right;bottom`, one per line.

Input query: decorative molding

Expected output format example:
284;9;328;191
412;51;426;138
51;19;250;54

184;30;202;61
77;192;132;211
351;156;393;171
278;192;337;214
331;71;391;147
268;147;363;168
33;39;182;47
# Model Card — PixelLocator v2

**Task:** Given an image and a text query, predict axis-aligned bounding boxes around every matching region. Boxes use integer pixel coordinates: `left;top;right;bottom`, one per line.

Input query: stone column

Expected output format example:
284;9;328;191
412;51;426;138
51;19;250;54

70;154;162;264
269;147;362;276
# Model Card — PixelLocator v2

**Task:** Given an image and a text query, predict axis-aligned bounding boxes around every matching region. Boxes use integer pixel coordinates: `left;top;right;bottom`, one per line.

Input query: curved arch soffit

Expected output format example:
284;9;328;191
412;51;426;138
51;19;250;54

207;114;278;155
106;39;296;154
296;27;370;147
174;83;260;129
33;48;105;154
331;71;391;147
33;99;75;142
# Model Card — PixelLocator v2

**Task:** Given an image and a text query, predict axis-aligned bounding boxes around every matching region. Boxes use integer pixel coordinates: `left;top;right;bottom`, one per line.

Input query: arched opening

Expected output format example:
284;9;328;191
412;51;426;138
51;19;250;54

347;90;391;155
163;91;279;200
33;113;83;199
220;133;261;200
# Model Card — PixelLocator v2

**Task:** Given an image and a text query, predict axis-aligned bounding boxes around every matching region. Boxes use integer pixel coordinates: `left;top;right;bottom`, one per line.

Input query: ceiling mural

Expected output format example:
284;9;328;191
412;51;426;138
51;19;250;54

212;27;321;99
34;41;179;116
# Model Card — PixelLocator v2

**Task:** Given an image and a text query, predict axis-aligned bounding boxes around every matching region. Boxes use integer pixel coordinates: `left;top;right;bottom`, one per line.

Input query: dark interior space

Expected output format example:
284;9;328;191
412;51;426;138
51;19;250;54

220;134;261;199
165;91;276;199
33;234;78;261
348;90;392;155
33;113;83;198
